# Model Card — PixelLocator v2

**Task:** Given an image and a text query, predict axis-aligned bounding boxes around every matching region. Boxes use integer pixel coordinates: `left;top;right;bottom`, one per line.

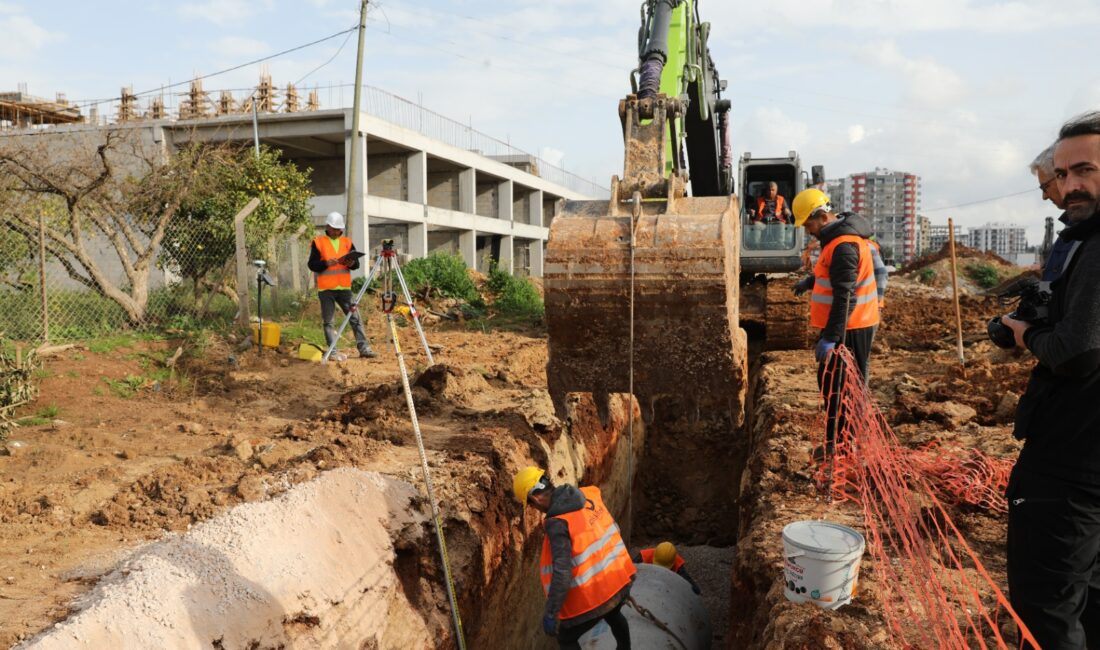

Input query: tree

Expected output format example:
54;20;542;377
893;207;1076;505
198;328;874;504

160;145;313;301
0;130;230;324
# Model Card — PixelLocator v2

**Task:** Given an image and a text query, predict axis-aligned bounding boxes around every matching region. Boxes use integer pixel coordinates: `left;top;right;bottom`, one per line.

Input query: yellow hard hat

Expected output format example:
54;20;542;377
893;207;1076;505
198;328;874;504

654;542;677;568
512;466;546;504
792;188;831;227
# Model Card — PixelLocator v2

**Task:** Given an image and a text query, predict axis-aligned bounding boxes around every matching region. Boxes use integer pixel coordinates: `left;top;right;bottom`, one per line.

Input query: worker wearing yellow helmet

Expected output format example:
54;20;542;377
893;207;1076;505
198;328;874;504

512;466;636;647
791;188;882;455
632;541;702;595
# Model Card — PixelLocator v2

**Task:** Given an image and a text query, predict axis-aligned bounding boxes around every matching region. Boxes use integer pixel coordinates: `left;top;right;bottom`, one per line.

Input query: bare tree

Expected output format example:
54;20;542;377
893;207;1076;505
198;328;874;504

0;129;227;324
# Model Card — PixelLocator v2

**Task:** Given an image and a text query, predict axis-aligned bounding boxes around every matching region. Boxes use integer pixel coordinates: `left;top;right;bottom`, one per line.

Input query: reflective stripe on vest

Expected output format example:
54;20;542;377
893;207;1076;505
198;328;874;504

638;547;686;573
313;235;352;290
809;234;880;330
539;486;636;621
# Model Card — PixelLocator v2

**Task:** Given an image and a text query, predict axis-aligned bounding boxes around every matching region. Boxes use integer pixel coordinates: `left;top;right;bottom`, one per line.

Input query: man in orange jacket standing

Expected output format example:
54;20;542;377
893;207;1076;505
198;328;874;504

791;189;880;453
513;467;635;649
306;211;375;359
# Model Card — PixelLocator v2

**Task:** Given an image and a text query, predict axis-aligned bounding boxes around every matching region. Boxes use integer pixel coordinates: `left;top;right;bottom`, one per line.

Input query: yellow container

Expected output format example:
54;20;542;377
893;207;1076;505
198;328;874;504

251;322;281;349
297;343;324;362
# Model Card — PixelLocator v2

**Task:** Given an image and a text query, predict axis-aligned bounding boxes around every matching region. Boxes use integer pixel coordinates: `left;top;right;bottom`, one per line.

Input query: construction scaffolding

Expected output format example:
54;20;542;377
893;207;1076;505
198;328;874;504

0;84;82;130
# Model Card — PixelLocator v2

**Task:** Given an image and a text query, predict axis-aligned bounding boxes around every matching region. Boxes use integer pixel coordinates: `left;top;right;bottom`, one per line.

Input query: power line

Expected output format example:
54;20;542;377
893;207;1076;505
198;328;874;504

294;26;357;87
67;25;358;109
923;188;1035;212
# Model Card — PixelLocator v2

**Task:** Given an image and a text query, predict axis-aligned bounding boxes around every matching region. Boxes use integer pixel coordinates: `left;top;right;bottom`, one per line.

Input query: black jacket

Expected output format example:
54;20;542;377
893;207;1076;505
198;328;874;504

306;237;362;275
1015;209;1100;484
816;212;877;342
543;485;632;627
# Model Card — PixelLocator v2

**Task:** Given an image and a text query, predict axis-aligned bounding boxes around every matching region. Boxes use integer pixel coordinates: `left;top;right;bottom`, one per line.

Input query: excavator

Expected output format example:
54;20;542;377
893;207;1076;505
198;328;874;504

543;0;816;545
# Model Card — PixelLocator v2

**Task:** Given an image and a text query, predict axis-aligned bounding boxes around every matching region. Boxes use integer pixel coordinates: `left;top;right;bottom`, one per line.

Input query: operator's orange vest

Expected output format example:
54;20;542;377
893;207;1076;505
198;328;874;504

313;235;352;291
539;486;636;621
810;235;879;330
756;195;787;222
868;239;886;310
638;548;685;573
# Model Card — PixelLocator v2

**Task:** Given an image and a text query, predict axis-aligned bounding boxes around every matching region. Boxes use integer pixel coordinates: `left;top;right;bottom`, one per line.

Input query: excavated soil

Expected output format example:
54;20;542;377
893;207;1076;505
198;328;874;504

729;275;1028;649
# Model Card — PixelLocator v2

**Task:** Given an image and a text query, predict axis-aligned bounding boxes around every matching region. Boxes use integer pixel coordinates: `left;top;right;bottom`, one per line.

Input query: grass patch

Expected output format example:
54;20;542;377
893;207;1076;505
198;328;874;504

17;403;60;427
87;334;142;354
918;268;936;284
965;262;1003;290
104;374;147;399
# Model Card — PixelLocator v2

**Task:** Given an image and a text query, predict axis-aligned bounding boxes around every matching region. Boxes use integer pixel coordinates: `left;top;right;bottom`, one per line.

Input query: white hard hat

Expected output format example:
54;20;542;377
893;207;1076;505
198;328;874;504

325;211;346;230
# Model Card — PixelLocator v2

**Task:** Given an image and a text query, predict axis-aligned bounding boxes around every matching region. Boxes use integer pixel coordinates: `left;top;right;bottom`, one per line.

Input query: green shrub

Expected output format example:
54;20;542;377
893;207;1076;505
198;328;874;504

398;254;480;302
966;263;1002;289
487;266;544;320
918;268;936;284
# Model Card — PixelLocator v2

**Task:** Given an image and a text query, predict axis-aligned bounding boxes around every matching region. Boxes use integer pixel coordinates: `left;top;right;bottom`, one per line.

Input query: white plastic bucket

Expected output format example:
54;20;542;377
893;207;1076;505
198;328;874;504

782;520;865;610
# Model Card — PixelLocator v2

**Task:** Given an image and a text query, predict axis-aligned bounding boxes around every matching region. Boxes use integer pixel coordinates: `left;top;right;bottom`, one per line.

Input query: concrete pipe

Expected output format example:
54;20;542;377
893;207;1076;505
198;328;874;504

579;563;712;649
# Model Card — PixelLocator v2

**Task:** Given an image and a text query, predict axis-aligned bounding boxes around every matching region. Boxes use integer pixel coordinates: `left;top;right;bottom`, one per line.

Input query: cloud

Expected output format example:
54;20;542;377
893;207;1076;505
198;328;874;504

852;40;965;109
212;36;270;60
179;0;273;27
848;125;866;144
0;8;62;59
540;146;565;167
738;108;811;155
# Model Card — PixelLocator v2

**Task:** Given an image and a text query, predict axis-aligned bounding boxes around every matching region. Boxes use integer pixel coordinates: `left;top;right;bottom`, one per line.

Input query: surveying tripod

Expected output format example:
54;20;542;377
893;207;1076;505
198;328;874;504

321;238;434;366
318;239;464;647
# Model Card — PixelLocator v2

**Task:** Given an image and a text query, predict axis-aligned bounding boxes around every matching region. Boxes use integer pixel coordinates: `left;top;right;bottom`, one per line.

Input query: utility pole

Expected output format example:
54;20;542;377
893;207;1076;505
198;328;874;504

346;0;369;243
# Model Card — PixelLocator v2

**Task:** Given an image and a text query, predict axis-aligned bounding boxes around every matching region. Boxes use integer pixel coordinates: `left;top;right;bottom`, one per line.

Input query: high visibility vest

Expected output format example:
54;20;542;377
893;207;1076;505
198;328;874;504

810;235;879;330
638;547;685;573
756;195;788;223
313;235;352;291
868;239;886;310
539;486;636;621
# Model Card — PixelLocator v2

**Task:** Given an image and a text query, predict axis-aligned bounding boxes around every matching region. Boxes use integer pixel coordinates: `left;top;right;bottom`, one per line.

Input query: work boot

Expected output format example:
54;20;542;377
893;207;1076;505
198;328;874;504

359;347;377;359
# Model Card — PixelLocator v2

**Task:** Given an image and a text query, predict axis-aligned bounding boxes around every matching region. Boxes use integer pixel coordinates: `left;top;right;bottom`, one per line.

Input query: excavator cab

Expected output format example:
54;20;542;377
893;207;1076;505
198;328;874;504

739;152;806;273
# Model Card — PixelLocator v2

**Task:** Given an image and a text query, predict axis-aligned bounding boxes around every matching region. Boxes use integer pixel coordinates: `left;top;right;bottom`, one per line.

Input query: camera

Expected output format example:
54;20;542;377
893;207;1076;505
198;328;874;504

987;276;1050;349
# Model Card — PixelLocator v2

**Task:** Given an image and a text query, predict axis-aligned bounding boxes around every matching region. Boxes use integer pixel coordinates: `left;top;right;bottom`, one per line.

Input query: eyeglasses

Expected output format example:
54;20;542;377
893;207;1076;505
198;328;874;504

1039;177;1057;193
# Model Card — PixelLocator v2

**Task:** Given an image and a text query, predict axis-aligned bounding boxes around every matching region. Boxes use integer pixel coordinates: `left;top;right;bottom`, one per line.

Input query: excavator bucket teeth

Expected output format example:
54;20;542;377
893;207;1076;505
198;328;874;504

545;195;748;427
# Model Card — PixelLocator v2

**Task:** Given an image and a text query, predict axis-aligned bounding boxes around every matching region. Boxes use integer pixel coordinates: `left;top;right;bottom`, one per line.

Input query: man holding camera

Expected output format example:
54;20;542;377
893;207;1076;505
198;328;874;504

307;211;375;359
1001;113;1100;649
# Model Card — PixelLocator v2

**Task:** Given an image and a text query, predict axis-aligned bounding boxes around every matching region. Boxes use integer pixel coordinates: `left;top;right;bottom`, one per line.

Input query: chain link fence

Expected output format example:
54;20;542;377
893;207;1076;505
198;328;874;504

0;213;316;346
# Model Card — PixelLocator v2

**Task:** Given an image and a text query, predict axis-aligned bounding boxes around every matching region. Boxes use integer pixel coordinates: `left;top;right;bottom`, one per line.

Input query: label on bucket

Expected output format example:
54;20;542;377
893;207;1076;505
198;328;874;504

782;521;865;610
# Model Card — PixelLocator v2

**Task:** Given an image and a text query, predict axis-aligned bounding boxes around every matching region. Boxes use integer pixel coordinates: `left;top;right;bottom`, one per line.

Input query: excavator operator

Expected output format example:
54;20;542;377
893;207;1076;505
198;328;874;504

751;182;792;224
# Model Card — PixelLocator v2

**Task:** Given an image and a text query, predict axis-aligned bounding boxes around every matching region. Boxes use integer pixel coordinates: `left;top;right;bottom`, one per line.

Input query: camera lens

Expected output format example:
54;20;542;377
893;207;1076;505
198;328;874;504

987;317;1017;349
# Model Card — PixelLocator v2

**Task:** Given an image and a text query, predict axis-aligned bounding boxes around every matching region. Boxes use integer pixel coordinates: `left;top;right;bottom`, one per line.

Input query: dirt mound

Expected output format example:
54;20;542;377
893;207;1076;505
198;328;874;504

904;243;1013;274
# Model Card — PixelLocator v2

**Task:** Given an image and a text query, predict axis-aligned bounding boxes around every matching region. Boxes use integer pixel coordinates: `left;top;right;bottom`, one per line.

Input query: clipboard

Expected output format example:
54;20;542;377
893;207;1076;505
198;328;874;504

340;250;366;262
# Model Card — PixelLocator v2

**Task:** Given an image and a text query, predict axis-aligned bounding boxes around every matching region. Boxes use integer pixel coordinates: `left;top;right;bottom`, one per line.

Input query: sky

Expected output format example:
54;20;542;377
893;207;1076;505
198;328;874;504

5;0;1100;245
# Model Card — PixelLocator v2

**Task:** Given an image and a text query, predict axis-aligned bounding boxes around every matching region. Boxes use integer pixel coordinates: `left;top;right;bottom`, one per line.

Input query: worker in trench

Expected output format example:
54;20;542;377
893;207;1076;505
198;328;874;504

512;467;636;649
631;542;702;594
790;188;881;456
306;211;376;360
1000;112;1100;650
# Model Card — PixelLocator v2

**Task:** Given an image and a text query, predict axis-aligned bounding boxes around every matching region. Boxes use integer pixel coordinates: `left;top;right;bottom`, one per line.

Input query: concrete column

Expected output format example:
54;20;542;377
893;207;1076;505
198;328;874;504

529;239;544;278
459;229;476;269
498;235;514;274
408;221;428;259
529;190;543;227
459;168;476;214
498;180;514;222
408;151;427;205
345;127;369;276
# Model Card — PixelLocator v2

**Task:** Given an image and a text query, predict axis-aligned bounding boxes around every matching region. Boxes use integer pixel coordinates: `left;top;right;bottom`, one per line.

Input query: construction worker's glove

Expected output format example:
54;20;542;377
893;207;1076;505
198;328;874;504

542;614;560;637
792;275;814;296
814;339;836;363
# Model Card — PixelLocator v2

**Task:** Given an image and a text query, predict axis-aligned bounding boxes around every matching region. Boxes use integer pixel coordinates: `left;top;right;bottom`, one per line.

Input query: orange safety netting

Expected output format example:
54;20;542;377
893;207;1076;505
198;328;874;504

814;346;1038;649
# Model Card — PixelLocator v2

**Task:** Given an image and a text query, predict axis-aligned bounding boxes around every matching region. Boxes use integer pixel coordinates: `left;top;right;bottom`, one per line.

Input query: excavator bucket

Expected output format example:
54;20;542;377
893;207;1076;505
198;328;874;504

544;193;747;427
545;94;748;428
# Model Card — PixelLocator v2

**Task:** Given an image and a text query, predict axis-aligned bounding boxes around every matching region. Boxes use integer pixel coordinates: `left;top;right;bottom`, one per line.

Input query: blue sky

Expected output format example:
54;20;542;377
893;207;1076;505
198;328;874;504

5;0;1100;244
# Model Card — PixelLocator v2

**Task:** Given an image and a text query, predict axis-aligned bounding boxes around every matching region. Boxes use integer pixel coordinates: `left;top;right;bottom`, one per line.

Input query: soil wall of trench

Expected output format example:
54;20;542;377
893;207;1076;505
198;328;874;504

19;369;643;650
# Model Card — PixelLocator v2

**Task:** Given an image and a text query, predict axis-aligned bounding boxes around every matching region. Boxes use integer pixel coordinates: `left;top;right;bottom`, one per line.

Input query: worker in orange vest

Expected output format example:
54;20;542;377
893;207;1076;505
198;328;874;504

632;542;701;594
751;181;792;224
513;467;635;649
792;189;880;453
306;212;376;359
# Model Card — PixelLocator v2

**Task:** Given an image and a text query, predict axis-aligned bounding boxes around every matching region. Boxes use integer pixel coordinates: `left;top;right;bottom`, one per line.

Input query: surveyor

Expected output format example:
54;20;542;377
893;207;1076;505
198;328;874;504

751;181;792;223
1030;142;1075;283
1001;112;1100;650
632;542;701;594
306;211;376;359
791;188;879;453
512;467;635;649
